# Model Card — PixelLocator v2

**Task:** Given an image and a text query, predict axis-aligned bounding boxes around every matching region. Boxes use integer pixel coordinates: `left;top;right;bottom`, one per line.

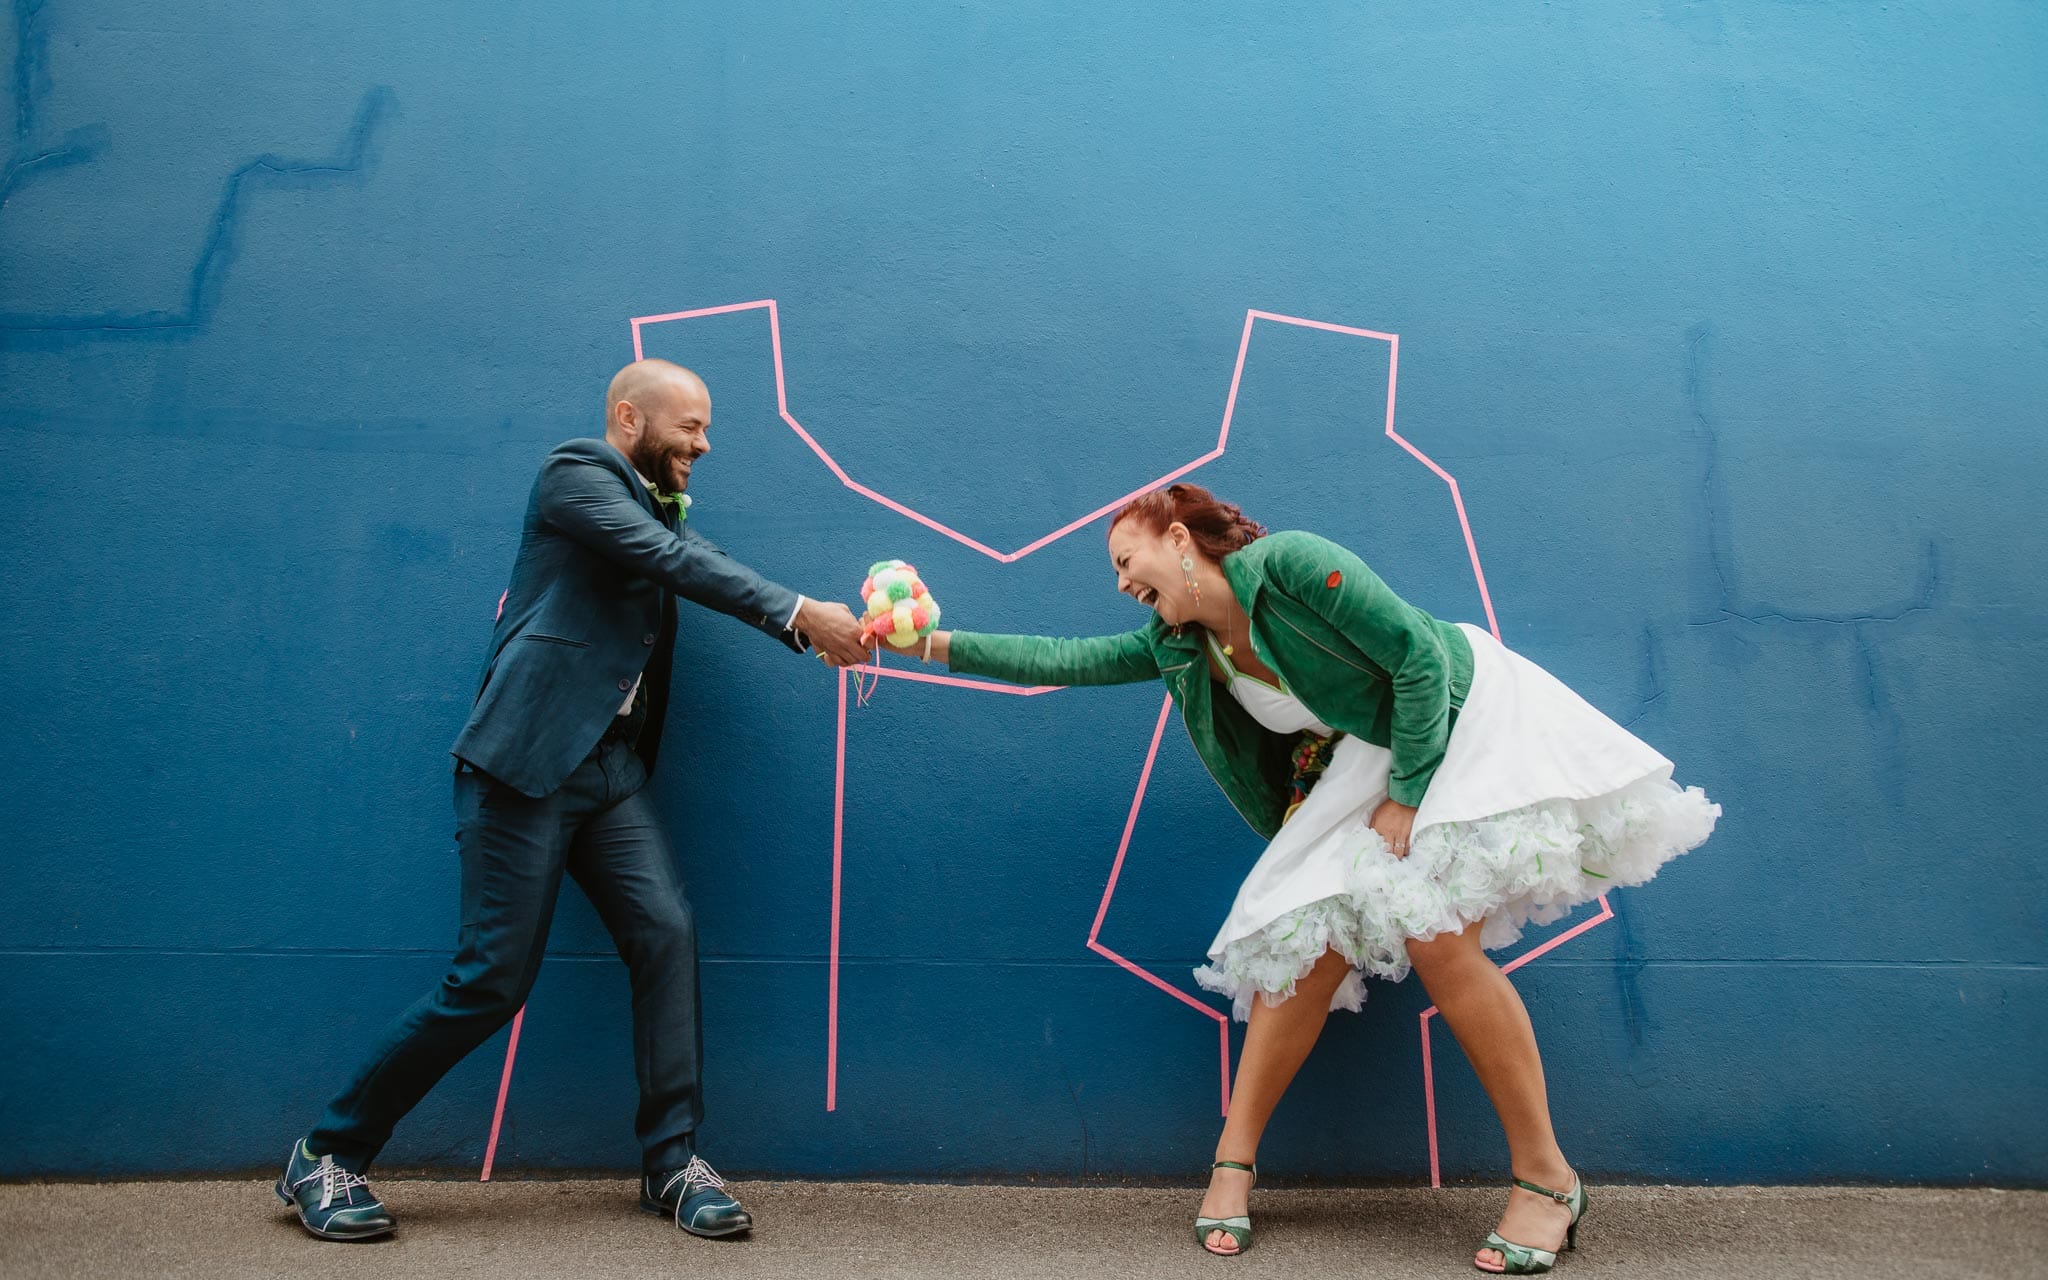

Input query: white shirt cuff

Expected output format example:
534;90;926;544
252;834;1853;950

785;595;807;631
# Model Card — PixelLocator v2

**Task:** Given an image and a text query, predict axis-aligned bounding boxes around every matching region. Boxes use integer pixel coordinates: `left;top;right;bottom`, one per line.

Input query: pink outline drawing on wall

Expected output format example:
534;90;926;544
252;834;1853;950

477;302;1615;1191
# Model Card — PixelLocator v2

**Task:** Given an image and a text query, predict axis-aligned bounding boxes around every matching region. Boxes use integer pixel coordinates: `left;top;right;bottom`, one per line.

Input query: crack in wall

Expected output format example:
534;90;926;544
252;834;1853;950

1623;623;1669;731
1610;894;1649;1051
0;0;106;208
1681;322;1944;631
1;0;394;341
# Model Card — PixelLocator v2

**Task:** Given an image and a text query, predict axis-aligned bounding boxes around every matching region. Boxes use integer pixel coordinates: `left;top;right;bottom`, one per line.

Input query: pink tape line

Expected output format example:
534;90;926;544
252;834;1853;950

479;1005;524;1182
1085;693;1235;1115
847;662;1061;697
478;586;526;1181
827;667;847;1110
631;301;1497;635
829;673;1232;1114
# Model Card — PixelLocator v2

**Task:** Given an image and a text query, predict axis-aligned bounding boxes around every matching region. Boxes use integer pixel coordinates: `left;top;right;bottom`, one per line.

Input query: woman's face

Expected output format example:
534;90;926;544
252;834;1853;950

1108;519;1197;625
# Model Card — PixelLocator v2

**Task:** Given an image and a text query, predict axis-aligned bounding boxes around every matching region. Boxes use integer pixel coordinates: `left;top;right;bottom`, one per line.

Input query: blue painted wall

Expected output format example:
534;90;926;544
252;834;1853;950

3;2;2043;1183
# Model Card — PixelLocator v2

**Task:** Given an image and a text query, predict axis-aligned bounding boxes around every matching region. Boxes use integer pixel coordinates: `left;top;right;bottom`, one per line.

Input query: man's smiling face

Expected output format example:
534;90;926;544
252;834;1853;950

615;366;712;495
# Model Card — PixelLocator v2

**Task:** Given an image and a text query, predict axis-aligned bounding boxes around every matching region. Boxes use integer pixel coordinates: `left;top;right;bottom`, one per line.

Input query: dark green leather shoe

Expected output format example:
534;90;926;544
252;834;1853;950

1194;1159;1256;1256
641;1156;753;1238
274;1139;395;1242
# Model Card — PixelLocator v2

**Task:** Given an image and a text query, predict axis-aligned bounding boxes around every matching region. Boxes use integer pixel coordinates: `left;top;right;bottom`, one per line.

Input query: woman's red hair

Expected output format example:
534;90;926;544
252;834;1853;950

1110;483;1268;561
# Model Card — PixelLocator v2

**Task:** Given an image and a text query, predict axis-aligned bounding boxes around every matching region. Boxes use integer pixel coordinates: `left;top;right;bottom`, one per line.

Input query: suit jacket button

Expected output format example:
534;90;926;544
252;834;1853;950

618;679;633;691
643;633;656;645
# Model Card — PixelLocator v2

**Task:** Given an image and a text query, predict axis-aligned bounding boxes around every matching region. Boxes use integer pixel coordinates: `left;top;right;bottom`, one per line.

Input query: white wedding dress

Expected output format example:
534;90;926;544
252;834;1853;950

1191;624;1721;1020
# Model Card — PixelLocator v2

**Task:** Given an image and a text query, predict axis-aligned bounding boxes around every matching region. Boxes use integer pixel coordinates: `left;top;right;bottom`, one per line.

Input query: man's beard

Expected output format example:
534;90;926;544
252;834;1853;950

635;442;685;493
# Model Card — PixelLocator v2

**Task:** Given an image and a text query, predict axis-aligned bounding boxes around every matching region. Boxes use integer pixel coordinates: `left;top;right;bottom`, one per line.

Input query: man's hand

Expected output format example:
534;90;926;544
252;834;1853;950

797;598;871;666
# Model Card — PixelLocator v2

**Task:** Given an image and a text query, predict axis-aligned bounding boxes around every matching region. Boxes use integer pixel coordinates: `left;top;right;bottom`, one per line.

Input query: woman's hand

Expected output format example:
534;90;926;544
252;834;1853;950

1370;798;1418;859
879;628;951;664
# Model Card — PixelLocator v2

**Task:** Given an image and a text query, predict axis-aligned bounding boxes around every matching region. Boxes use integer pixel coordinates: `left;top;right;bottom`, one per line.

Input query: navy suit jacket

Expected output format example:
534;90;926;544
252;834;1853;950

450;436;805;797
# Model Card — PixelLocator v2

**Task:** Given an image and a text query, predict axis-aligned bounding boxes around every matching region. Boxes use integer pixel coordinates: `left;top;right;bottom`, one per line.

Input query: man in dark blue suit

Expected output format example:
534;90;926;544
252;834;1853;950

276;360;869;1242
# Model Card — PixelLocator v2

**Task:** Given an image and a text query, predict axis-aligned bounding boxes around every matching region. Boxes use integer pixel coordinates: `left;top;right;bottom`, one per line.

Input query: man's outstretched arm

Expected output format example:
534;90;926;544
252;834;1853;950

537;449;866;660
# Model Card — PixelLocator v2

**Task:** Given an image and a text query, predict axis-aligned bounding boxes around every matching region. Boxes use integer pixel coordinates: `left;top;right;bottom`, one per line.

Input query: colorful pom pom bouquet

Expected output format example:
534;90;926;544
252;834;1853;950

858;559;940;648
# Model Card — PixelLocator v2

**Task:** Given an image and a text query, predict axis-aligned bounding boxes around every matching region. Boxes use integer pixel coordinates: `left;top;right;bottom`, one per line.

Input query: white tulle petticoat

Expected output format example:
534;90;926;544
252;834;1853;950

1192;624;1720;1022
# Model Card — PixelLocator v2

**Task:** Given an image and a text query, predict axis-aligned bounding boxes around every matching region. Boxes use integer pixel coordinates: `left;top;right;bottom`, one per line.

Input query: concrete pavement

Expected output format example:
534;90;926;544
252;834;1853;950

2;1178;2041;1279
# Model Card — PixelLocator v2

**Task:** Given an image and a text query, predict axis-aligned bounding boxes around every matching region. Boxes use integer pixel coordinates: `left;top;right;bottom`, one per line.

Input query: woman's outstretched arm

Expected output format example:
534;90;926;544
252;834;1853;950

888;625;1163;687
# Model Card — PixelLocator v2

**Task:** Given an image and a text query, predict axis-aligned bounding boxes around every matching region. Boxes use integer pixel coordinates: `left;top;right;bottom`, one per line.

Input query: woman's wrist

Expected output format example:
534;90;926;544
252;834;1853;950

922;630;952;664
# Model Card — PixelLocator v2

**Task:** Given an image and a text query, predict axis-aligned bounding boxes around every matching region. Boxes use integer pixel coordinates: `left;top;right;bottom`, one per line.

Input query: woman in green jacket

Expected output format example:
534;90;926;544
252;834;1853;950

882;483;1718;1274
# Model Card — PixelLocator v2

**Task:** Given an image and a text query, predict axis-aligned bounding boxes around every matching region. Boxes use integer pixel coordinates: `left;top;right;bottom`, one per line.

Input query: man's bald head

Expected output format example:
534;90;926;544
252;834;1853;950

607;359;707;422
605;359;713;495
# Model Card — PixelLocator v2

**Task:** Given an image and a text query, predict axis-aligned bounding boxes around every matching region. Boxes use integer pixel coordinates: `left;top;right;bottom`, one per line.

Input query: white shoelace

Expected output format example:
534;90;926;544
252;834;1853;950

661;1156;728;1223
292;1155;373;1211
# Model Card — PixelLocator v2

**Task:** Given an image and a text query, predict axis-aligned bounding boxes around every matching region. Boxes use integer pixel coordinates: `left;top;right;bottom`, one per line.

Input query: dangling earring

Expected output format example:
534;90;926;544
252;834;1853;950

1181;553;1200;605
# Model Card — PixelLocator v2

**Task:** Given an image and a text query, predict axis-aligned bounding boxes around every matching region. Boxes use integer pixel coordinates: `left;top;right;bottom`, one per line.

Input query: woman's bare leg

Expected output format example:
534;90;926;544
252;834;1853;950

1197;947;1354;1254
1404;921;1576;1272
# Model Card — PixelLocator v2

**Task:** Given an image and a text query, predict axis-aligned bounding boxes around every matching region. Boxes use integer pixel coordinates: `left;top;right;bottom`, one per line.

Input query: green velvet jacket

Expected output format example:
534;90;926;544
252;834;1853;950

947;530;1475;838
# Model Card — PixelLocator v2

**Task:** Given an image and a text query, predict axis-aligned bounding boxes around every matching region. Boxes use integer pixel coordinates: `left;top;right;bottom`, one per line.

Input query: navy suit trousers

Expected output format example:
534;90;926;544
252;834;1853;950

309;728;703;1174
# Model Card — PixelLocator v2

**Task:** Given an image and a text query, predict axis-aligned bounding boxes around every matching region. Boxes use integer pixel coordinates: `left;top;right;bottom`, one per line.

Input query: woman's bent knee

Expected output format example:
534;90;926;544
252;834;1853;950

1310;947;1351;979
1405;926;1483;977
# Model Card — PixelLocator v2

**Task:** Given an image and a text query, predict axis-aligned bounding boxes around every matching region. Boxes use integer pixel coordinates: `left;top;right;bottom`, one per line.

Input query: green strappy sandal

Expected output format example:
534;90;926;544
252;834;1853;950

1475;1175;1587;1275
1194;1160;1257;1256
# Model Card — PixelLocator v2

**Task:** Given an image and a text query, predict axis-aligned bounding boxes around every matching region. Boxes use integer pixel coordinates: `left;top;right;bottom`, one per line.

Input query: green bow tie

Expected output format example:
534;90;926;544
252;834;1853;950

652;488;689;522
